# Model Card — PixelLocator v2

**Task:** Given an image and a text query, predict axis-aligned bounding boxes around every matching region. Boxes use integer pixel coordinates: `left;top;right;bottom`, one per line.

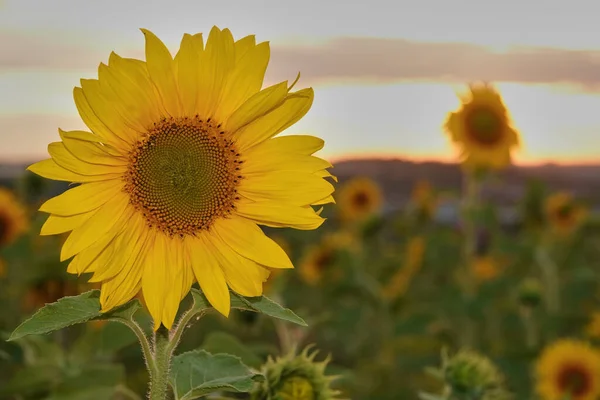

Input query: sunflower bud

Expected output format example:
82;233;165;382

251;346;341;400
422;349;510;400
517;278;543;309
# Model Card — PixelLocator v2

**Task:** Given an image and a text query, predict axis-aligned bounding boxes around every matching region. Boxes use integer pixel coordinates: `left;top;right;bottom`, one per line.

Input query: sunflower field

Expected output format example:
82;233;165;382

1;28;600;400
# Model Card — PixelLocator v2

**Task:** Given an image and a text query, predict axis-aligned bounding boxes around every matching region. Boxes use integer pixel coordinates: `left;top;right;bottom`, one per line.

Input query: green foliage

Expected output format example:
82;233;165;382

169;350;263;399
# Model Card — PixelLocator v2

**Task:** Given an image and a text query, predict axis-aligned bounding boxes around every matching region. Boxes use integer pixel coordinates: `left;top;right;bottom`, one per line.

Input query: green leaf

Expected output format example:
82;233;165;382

8;290;141;341
170;350;263;400
201;332;264;368
190;288;307;326
48;363;125;400
0;365;61;396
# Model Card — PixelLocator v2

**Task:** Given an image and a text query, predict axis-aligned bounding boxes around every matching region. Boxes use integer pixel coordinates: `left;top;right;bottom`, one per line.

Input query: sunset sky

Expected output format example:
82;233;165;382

1;0;600;165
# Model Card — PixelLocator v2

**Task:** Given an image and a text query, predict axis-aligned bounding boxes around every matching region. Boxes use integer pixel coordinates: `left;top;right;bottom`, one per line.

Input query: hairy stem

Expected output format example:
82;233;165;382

148;326;172;400
112;318;156;373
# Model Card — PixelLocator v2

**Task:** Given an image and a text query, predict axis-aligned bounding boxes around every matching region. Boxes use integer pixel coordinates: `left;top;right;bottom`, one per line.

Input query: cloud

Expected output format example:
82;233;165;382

3;30;600;90
267;38;600;90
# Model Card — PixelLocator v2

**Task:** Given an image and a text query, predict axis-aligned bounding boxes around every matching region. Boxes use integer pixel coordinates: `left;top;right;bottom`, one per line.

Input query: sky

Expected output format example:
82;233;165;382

1;0;600;165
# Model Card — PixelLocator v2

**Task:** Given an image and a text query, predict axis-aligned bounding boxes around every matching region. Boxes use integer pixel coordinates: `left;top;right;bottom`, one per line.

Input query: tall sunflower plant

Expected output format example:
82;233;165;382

7;27;336;400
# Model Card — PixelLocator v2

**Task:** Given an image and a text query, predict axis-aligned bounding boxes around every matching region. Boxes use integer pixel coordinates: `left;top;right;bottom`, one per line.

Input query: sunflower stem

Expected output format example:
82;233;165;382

460;170;480;348
113;318;156;374
536;243;560;314
148;326;172;400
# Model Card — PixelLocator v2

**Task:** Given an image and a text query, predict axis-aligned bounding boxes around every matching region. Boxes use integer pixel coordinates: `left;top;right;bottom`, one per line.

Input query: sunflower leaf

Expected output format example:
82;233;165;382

8;290;141;341
169;349;263;400
190;288;307;326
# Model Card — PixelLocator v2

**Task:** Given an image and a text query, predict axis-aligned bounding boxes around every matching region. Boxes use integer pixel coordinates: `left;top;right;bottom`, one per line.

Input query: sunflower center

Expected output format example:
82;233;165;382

557;204;574;221
277;376;315;400
557;364;591;396
465;107;503;145
125;117;242;237
353;191;370;209
315;249;334;270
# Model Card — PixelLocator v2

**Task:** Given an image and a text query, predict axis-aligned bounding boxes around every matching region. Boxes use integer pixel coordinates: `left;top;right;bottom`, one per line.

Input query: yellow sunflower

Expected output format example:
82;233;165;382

535;339;600;400
410;180;437;220
28;27;334;329
545;192;587;236
444;82;520;170
0;188;29;247
585;312;600;340
337;177;382;222
299;243;335;286
471;256;500;283
382;236;426;299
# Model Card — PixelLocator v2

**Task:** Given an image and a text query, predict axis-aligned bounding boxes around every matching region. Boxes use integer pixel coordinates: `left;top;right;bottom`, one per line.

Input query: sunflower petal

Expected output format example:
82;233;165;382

225;81;288;134
236;202;325;230
196;26;235;119
60;194;130;261
27;159;120;183
141;29;182;118
216;42;270;122
39;179;124;216
247;134;324;155
175;33;203;116
233;88;314;152
73;87;125;150
186;235;231;317
213;217;293;269
60;129;128;166
40;212;95;236
49;142;126;177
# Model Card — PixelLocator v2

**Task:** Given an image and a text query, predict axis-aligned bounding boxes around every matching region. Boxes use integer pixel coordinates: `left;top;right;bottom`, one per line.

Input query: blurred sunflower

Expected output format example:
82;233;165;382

299;243;336;286
535;339;600;400
444;82;520;170
23;278;80;312
545;192;587;237
585;312;600;340
28;27;334;329
0;188;29;248
471;256;500;283
336;177;382;223
382;236;425;299
410;180;437;221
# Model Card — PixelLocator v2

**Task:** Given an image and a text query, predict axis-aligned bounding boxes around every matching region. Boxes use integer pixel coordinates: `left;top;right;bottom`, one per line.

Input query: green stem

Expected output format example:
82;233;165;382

113;318;155;373
149;326;172;400
536;244;560;314
168;309;204;355
519;306;539;350
460;171;480;347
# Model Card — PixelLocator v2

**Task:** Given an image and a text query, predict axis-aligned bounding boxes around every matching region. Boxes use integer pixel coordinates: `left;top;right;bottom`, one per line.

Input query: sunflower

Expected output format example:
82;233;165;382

337;176;382;222
471;256;500;283
545;192;587;236
28;27;334;329
299;243;336;286
535;339;600;400
0;188;29;248
410;180;437;220
585;312;600;340
444;82;520;170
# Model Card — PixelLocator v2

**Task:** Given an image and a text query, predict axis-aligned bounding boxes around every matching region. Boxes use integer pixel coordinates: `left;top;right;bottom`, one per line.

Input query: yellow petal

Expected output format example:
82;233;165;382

213;217;293;269
247;134;324;155
99;226;147;311
102;53;162;129
89;213;149;282
203;233;267;297
238;171;334;206
175;33;203;116
80;79;138;145
186;235;231;317
162;238;193;326
141;29;182;118
69;227;121;275
234;35;256;63
236;202;325;230
49;142;126;177
142;233;181;330
73;87;125;150
242;152;331;175
39;179;124;216
196;26;235;119
215;42;270;122
59;129;122;157
40;212;95;236
60;194;130;261
233;88;314;152
225;81;288;134
60;129;128;166
27;159;121;183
